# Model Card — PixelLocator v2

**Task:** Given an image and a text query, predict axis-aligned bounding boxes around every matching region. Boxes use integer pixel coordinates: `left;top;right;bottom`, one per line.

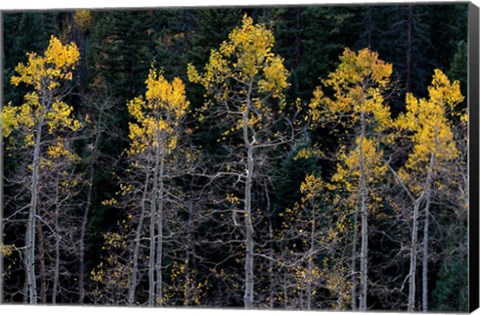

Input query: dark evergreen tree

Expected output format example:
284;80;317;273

87;10;155;99
4;12;59;105
188;8;243;69
354;5;433;113
257;6;354;102
449;40;467;109
428;4;468;71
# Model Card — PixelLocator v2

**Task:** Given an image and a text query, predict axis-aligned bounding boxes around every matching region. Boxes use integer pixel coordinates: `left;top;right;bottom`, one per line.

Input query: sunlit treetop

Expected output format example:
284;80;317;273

308;48;392;130
127;67;189;155
327;48;392;88
11;35;80;90
187;14;289;101
73;9;93;33
144;68;190;118
2;36;81;145
396;69;464;182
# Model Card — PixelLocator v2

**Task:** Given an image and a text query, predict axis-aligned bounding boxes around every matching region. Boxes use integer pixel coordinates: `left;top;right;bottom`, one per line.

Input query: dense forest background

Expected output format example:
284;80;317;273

1;4;469;311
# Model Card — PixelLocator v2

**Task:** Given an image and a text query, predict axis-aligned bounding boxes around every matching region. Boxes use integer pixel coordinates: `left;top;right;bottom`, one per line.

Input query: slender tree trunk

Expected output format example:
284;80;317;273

148;207;155;306
26;113;45;304
306;246;314;309
184;194;194;305
422;152;435;312
268;218;274;309
306;201;316;310
243;81;255;309
37;218;46;303
23;274;28;303
244;142;254;309
266;189;274;309
79;111;102;304
148;143;162;306
351;205;358;311
52;175;61;304
408;152;434;312
358;112;368;312
422;193;431;312
128;170;150;305
155;151;165;306
408;199;421;312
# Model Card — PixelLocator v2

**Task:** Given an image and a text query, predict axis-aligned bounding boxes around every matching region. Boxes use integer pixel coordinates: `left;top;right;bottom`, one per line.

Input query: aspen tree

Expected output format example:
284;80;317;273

3;36;80;304
40;137;82;304
188;14;289;309
393;69;463;312
277;174;340;309
90;67;192;306
308;48;392;311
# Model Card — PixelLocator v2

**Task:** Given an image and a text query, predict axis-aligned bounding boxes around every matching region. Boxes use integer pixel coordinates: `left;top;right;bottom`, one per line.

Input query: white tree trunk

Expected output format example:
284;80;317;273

148;142;162;306
155;152;165;306
243;81;255;309
265;185;274;309
408;199;421;312
128;171;150;305
244;142;254;309
184;197;194;305
408;153;434;312
422;194;431;312
358;112;368;312
351;205;358;311
52;175;61;304
422;152;435;312
26;113;44;304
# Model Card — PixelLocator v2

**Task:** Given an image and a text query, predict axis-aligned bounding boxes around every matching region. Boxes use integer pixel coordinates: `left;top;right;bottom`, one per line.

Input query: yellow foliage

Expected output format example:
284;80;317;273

300;174;325;200
47;138;80;162
127;67;189;156
396;69;463;183
325;264;352;310
90;230;133;298
73;9;93;32
308;48;392;130
188;14;289;116
102;198;118;206
332;137;387;190
5;35;81;145
226;193;241;205
1;105;19;137
46;100;81;133
294;147;325;160
11;36;79;90
0;243;14;257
